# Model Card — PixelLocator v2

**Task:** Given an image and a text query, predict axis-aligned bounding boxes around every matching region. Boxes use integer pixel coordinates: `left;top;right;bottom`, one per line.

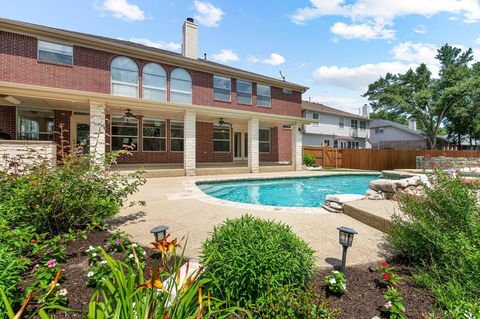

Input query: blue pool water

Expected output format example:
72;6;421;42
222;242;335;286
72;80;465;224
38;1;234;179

198;174;379;207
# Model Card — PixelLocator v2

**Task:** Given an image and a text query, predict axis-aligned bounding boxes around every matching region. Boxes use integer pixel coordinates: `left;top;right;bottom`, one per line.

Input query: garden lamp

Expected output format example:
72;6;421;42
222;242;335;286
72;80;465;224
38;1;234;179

337;226;358;274
150;225;169;242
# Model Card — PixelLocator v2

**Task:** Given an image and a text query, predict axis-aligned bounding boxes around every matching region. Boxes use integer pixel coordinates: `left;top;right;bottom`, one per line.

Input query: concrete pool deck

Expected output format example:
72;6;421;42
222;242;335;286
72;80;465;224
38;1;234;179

115;170;390;269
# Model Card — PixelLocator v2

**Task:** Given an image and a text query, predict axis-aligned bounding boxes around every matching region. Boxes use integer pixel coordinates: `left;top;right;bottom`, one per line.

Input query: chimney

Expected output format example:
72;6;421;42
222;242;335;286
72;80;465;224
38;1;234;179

362;104;369;118
182;18;198;59
408;118;417;130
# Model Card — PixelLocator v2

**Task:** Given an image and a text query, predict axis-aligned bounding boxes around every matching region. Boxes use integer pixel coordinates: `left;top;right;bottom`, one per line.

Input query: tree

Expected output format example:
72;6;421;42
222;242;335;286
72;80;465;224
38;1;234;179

364;44;475;149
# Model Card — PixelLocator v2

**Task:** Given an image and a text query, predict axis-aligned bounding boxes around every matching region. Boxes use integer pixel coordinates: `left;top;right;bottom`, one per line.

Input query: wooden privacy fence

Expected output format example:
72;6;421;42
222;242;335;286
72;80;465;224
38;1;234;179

303;146;480;171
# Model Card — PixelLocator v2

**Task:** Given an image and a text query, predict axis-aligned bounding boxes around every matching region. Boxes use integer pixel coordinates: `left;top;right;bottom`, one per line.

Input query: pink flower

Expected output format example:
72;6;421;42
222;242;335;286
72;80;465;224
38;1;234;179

384;301;392;309
104;242;110;248
115;239;121;245
47;259;56;268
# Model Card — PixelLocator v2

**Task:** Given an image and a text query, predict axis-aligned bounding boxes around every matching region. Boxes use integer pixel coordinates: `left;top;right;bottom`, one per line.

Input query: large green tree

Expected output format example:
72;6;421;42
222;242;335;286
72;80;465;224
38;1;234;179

364;44;477;149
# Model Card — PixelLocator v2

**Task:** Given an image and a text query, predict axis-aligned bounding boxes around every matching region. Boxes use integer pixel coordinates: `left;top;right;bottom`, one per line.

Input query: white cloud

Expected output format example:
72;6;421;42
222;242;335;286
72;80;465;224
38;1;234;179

391;42;438;65
126;38;181;51
247;56;260;64
291;0;480;40
313;62;418;91
211;49;239;62
94;0;145;22
193;1;224;27
261;53;286;65
331;22;395;40
413;24;428;34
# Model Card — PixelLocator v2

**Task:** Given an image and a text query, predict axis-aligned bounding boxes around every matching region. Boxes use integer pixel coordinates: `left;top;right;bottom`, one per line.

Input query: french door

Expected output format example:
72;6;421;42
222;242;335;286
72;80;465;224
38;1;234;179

234;131;248;160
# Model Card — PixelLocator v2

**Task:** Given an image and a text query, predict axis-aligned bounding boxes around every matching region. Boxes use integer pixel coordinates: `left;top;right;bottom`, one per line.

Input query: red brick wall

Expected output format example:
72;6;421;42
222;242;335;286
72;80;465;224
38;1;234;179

259;127;279;162
0;105;16;139
196;122;233;162
277;125;292;162
1;31;302;117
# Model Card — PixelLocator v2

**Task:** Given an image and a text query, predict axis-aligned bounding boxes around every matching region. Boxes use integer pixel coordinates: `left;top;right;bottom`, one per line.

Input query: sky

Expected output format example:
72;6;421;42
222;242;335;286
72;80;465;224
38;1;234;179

2;0;480;114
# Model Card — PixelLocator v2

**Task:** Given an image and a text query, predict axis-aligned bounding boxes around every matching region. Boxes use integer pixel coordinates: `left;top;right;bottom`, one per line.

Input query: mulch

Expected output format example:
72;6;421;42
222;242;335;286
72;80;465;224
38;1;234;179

37;229;435;318
315;262;435;319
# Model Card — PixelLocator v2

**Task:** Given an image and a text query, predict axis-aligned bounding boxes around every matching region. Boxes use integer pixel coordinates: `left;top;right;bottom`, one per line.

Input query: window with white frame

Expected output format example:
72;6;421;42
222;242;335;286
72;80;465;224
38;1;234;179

142;118;166;152
170;121;184;152
312;113;319;120
111;56;139;97
333;140;338;148
339;117;345;128
214;76;231;102
17;108;54;141
142;63;167;101
170;68;192;104
259;128;270;153
324;139;330;146
213;124;231;152
237;80;252;105
257;85;271;107
340;141;347;148
360;120;367;131
351;119;358;130
111;116;138;151
375;128;384;134
38;40;73;65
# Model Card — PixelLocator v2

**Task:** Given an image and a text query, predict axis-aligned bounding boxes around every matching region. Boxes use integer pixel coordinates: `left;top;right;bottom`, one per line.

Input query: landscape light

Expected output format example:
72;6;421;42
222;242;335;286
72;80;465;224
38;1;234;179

150;225;169;242
337;226;358;274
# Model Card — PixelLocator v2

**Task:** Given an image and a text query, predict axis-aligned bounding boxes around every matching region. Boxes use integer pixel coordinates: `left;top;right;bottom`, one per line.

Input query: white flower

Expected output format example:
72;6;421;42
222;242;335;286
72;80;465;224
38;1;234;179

341;283;346;290
332;270;339;274
372;317;381;319
92;252;97;257
131;243;137;248
100;260;107;264
142;250;147;255
87;271;94;277
86;245;94;252
329;278;336;285
58;288;68;296
128;254;134;259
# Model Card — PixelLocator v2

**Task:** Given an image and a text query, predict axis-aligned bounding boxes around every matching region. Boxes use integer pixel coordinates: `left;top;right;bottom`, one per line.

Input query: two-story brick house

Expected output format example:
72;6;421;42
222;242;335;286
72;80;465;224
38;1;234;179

0;17;311;175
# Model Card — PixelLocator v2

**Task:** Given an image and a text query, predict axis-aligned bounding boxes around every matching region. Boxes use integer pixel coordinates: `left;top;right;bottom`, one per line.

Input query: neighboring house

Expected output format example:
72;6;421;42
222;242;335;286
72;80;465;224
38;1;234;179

302;101;370;148
370;119;428;149
0;17;312;176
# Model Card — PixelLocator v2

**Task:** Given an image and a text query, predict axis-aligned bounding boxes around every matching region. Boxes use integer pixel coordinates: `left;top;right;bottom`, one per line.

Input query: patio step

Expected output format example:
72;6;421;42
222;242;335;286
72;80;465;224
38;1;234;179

343;200;401;233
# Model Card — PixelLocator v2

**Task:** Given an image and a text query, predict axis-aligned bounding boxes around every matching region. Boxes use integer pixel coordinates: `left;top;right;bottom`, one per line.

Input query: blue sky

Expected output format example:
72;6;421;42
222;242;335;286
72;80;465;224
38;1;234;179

2;0;480;113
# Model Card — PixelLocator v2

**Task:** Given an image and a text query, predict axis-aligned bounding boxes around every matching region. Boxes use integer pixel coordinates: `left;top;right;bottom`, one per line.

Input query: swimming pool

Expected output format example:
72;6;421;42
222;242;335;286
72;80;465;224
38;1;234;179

197;174;379;208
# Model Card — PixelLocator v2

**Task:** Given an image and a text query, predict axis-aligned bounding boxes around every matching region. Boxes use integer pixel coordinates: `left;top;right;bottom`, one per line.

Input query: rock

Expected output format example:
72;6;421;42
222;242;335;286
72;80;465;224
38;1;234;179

369;179;396;193
325;194;364;203
329;202;343;210
368;193;385;200
322;203;342;213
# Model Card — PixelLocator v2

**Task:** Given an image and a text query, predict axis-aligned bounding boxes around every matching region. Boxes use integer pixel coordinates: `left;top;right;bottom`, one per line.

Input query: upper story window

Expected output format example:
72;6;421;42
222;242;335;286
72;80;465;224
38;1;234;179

339;117;345;129
37;40;73;65
375;128;384;134
17;108;54;141
257;85;271;107
170;68;192;104
283;88;292;95
111;56;139;98
142;63;167;101
214;76;231;102
237;80;252;105
360;120;367;131
351;119;358;130
312;113;319;120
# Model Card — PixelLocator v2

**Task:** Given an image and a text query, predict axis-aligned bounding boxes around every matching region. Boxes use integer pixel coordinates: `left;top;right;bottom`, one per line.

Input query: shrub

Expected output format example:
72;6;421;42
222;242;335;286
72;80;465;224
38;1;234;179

303;153;316;166
253;285;337;319
388;172;480;311
0;151;145;234
0;248;29;315
201;214;316;307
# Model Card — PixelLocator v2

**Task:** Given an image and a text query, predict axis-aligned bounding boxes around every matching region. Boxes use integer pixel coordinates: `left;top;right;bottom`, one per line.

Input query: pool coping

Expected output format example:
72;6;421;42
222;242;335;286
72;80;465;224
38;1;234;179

184;171;381;214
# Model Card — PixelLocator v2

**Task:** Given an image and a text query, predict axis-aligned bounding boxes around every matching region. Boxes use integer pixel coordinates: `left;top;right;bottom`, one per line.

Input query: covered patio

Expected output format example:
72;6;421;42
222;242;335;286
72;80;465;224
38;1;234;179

0;82;312;175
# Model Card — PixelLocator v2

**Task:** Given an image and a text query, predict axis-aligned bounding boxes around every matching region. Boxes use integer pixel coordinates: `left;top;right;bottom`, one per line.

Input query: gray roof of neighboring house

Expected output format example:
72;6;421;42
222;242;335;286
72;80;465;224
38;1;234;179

370;119;425;137
301;101;370;120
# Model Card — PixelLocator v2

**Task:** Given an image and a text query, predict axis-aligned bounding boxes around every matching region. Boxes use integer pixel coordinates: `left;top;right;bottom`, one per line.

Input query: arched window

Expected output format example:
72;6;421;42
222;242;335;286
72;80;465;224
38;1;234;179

142;63;167;101
170;68;192;104
111;56;139;97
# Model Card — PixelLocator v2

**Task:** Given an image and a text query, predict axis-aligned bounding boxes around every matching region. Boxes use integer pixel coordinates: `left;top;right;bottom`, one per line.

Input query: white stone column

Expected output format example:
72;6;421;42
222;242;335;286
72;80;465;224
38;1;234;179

248;118;259;173
291;122;303;171
89;102;106;164
184;111;196;176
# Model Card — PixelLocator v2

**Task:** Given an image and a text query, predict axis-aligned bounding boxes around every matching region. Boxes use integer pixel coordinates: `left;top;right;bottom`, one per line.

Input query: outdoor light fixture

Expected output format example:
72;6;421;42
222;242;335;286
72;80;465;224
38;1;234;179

150;225;169;242
337;226;358;274
218;118;225;126
123;109;134;124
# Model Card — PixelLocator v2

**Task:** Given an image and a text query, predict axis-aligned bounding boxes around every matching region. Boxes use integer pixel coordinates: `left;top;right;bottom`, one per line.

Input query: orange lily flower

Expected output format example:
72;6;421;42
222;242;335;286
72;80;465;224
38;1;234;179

12;291;33;319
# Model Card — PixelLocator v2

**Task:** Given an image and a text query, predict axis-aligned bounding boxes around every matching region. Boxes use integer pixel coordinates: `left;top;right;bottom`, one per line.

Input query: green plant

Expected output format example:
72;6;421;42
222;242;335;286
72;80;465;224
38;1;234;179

388;172;480;312
377;262;402;287
253;285;337;319
323;271;346;295
380;287;405;319
201;214;316;308
0;248;29;315
303;153;316;166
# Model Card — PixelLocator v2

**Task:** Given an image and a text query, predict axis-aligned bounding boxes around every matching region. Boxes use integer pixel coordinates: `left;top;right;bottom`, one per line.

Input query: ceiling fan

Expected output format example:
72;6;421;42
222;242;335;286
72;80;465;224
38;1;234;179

122;109;134;124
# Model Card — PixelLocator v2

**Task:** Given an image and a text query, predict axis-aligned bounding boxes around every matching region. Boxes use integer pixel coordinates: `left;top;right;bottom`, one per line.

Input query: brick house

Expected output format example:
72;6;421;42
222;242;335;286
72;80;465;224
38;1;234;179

0;17;312;175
